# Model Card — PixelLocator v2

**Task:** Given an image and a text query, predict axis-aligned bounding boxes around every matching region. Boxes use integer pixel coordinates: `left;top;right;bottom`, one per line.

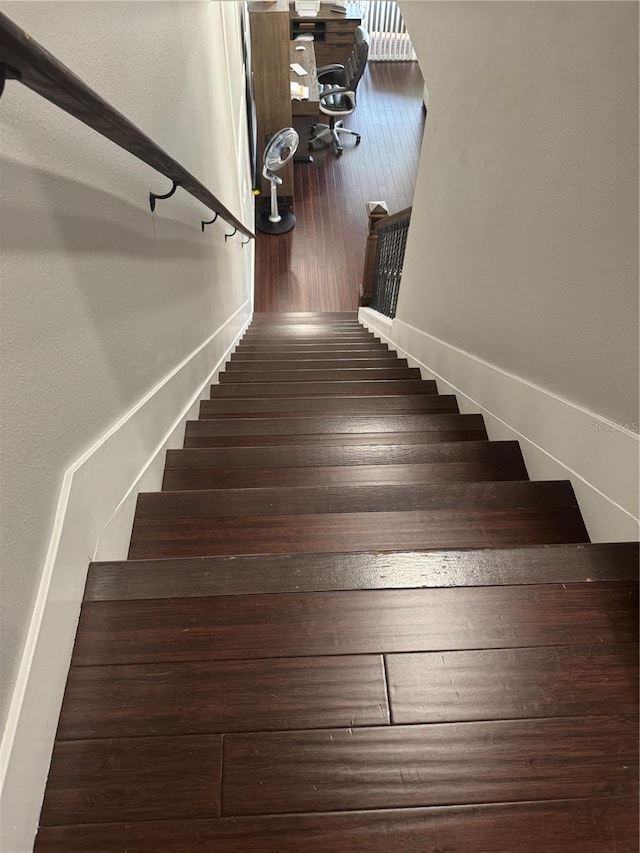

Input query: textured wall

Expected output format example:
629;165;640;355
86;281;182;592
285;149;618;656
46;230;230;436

399;1;638;426
0;1;253;731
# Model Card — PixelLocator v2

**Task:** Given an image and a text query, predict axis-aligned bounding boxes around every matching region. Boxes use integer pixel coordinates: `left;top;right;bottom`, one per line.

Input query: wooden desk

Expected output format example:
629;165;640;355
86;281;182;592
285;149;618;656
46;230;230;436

289;2;362;67
290;40;319;117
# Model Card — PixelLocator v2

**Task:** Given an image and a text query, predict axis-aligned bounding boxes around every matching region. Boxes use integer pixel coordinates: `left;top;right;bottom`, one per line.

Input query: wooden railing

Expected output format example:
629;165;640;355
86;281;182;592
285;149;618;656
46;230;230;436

0;12;254;240
360;202;411;317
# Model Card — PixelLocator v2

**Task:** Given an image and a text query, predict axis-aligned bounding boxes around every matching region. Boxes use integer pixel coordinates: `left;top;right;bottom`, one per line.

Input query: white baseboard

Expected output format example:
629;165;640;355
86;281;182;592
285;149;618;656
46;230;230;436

0;301;251;853
359;308;639;542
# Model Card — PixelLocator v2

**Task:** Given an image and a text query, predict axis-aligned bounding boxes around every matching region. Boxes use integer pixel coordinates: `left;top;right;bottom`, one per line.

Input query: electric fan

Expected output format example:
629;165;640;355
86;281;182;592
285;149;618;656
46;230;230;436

256;127;299;234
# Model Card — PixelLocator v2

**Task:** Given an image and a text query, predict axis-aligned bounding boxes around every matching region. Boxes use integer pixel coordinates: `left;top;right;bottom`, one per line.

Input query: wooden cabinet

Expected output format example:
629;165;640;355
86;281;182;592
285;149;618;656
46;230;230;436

289;3;362;68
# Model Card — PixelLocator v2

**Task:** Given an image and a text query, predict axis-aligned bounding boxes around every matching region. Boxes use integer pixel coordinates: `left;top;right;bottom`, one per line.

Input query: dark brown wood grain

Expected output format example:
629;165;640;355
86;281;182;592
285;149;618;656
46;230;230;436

85;544;640;601
161;460;529;490
229;349;397;361
39;735;222;825
386;644;640;723
184;428;489;448
73;582;637;665
33;798;640;853
221;716;638;815
128;507;589;558
56;655;388;739
135;480;579;520
209;379;435;397
184;413;486;440
223;363;414;377
199;394;458;417
164;440;524;470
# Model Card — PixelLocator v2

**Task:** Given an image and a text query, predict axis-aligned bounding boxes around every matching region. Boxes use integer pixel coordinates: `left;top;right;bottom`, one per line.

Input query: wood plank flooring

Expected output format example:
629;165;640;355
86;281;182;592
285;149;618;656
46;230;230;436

36;313;638;851
254;62;426;312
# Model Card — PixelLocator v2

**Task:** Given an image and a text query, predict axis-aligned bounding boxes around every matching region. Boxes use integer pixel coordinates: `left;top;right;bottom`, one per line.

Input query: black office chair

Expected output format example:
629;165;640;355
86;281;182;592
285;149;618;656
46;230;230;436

308;26;370;156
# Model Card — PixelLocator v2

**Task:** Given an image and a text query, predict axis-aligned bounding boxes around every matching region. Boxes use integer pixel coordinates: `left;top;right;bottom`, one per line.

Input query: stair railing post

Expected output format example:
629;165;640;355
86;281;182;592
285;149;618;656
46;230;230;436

360;201;389;306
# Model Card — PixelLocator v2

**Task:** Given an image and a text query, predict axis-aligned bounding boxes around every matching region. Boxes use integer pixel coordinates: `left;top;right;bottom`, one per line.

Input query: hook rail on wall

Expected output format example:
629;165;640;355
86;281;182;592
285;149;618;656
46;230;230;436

201;213;218;232
149;180;180;212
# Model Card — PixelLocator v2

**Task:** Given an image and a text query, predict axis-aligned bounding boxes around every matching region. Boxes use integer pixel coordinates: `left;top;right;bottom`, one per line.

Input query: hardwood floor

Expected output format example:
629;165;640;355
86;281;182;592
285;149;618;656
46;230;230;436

36;315;638;851
254;62;425;312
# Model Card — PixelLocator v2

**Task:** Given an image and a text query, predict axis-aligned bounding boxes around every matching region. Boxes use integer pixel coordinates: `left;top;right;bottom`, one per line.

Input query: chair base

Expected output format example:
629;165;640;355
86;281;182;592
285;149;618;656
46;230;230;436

308;120;361;155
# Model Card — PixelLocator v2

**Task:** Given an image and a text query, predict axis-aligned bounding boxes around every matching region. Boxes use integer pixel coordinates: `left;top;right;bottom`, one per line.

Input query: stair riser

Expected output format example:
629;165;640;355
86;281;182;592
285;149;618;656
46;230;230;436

209;380;436;398
199;397;459;418
165;441;524;470
219;368;420;382
161;461;529;491
136;481;579;520
129;509;589;560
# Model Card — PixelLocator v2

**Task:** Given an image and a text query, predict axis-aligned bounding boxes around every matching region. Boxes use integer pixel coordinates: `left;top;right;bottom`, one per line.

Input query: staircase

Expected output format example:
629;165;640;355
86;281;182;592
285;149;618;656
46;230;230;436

36;313;638;851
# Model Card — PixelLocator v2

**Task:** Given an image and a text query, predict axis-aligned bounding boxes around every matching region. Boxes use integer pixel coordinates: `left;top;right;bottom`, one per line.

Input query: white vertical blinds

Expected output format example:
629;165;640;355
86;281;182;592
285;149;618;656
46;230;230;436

358;1;417;62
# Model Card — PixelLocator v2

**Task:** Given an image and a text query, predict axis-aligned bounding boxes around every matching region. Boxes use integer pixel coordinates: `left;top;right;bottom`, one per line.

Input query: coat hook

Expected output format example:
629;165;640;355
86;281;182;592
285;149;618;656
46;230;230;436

201;213;219;232
224;227;237;242
149;180;180;212
241;237;251;247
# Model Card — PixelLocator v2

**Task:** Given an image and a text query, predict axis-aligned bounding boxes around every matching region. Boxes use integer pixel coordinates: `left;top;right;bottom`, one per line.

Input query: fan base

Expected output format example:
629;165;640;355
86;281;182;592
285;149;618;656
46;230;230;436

256;210;296;234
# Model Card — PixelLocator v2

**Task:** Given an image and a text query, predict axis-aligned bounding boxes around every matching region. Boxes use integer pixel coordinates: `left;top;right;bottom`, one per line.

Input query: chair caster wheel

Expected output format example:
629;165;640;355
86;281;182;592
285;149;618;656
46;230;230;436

336;148;343;156
355;136;361;145
310;124;316;132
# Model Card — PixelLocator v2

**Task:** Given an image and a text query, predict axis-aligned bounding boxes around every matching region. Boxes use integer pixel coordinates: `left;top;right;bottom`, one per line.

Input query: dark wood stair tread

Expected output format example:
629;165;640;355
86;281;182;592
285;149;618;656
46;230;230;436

33;798;640;853
209;379;436;397
165;440;525;469
218;367;421;382
199;395;459;418
222;716;638;816
136;480;580;519
161;460;529;490
85;543;640;601
73;582;637;665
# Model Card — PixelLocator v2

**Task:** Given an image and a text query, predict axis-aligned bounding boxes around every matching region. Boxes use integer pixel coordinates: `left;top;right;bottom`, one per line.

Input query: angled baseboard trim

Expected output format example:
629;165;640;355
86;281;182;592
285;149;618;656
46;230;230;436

359;307;639;542
0;300;251;853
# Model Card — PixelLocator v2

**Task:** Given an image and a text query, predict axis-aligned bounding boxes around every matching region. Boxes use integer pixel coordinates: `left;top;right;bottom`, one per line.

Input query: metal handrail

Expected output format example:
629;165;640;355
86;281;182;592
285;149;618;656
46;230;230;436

0;11;254;240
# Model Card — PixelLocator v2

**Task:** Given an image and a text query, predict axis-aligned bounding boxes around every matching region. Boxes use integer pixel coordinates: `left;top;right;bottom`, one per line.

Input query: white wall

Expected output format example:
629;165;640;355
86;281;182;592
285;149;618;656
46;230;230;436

0;2;254;847
393;1;639;539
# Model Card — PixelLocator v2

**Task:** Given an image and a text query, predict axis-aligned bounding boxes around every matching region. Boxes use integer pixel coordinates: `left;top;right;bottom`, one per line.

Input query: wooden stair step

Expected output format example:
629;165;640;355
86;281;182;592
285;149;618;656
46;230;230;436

165;440;525;470
209;379;436;398
386;644;638;724
234;343;391;352
224;357;411;371
230;349;398;361
39;735;222;826
73;582;636;665
185;413;487;441
55;643;637;741
221;716;638;816
252;312;358;319
162;460;529;490
241;331;377;340
219;367;420;382
33;798;640;853
85;543;640;601
199;395;458;418
135;480;579;520
128;507;589;558
56;655;389;739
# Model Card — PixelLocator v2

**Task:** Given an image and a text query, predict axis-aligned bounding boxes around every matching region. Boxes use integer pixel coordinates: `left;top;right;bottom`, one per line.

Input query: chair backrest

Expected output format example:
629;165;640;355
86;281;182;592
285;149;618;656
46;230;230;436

343;26;370;92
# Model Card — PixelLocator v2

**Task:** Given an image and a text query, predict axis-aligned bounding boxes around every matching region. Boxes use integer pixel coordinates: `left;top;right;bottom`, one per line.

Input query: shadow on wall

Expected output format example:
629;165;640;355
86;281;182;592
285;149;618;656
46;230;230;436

0;156;230;258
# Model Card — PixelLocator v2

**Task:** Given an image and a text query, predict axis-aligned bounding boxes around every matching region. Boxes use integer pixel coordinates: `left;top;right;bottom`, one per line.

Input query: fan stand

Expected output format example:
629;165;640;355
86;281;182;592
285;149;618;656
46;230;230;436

256;179;296;234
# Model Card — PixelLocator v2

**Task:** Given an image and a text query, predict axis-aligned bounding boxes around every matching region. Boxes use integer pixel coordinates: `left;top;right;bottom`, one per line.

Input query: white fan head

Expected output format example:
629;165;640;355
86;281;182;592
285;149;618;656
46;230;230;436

263;127;299;182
